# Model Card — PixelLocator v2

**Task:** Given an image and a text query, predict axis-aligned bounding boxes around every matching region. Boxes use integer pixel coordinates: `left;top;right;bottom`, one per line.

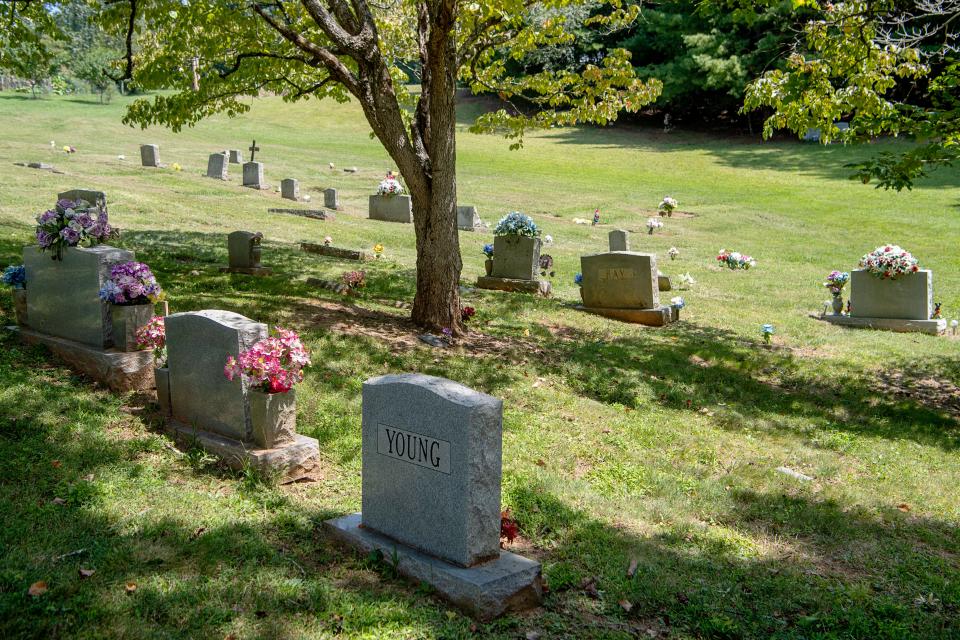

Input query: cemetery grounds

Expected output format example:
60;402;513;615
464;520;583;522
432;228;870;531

0;93;958;639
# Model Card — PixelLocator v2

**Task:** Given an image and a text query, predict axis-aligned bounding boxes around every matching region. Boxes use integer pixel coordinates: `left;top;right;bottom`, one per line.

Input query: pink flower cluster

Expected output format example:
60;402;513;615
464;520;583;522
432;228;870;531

342;270;366;290
224;328;311;394
859;244;920;279
135;316;166;363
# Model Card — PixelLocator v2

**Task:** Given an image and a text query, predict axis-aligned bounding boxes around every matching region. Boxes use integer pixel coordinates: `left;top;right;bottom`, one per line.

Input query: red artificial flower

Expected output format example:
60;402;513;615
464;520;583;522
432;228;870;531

500;510;519;543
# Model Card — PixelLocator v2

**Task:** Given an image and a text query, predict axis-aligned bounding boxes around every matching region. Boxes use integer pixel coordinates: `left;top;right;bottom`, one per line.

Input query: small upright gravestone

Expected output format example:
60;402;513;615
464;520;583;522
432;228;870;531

139;144;161;168
577;251;679;326
325;374;542;621
243;162;265;189
608;229;629;252
476;234;551;296
324;188;340;210
280;178;299;201
220;231;272;276
206;152;228;180
228;149;243;164
164;310;319;476
457;205;484;231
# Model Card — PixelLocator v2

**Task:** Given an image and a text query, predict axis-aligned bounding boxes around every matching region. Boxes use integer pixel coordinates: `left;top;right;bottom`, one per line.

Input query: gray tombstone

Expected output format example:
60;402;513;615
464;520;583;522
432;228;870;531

803;128;821;142
139;144;160;167
58;188;106;210
280;178;299;201
165;310;268;442
324;188;340;210
849;269;933;320
492;235;541;280
228;149;243;164
24;244;134;348
369;194;412;223
608;229;630;252
580;251;659;310
227;231;263;269
243;161;265;189
206;153;228;180
457;206;483;231
361;374;503;568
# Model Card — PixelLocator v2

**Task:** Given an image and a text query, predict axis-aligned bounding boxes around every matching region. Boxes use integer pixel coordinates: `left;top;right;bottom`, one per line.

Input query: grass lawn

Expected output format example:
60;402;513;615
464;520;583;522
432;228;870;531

0;91;958;639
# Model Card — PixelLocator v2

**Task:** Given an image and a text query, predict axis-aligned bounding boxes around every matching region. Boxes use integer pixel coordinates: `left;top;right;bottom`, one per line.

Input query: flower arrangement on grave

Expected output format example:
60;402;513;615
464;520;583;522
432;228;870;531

592;209;600;226
135;315;167;366
823;270;850;314
668;247;679;260
500;509;520;545
323;236;333;246
224;327;311;394
539;254;555;278
859;244;920;279
373;243;384;259
482;243;494;275
493;212;540;237
2;265;26;289
717;249;756;270
461;306;476;323
376;172;404;196
341;270;366;291
646;218;663;234
670;296;685;309
98;262;164;306
933;302;942;319
35;197;112;259
678;273;696;288
760;324;774;345
574;272;583;286
171;162;182;172
659;196;678;217
62;145;76;154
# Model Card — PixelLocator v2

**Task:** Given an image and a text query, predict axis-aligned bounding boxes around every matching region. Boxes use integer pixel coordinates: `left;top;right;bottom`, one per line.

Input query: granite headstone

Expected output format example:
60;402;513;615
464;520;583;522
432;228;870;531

608;229;629;252
369;194;412;223
139;144;160;167
580;251;659;310
280;178;299;201
228;149;243;164
491;235;541;280
324;188;340;210
243;161;265;189
849;269;934;320
206;152;228;180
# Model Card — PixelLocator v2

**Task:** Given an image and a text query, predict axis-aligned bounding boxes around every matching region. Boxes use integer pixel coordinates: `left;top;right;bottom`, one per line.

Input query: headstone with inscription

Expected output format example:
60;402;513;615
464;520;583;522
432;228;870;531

608;229;629;252
140;144;161;167
243;162;265;189
206;152;228;180
325;373;542;621
324;188;340;210
577;251;678;326
281;178;299;201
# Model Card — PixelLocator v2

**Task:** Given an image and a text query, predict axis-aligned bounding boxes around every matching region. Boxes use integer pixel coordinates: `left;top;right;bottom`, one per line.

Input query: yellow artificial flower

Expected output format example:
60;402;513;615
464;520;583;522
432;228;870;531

172;162;182;171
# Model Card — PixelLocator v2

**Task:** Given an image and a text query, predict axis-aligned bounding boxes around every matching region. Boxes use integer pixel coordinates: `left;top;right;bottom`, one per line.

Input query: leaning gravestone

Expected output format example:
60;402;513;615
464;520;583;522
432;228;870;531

139;144;161;168
164;310;320;476
324;188;340;210
325;374;542;621
457;205;484;231
243;162;266;189
206;152;228;180
281;178;299;201
220;231;272;276
578;251;679;326
608;229;629;252
228;149;243;164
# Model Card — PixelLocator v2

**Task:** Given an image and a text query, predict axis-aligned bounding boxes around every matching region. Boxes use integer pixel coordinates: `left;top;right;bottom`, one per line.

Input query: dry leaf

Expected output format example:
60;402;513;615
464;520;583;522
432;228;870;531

191;526;207;540
28;580;48;597
618;599;633;613
897;503;911;512
125;582;137;593
82;474;94;481
626;558;638;578
51;460;62;468
78;568;95;579
51;497;66;506
535;459;546;467
525;632;541;640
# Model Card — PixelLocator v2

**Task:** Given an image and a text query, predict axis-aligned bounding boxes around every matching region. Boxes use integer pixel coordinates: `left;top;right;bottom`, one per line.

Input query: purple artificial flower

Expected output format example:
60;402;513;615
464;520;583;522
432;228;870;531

56;199;75;210
36;229;54;248
59;227;81;245
37;210;58;225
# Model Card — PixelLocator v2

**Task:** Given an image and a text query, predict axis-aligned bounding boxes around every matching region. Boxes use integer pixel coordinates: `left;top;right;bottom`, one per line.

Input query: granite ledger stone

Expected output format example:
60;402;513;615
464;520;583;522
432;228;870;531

361;374;502;568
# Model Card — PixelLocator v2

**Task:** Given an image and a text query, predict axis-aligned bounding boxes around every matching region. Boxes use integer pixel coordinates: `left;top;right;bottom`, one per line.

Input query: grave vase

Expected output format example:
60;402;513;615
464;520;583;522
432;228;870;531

111;303;154;352
155;366;171;416
249;388;297;449
831;294;844;315
484;259;493;276
12;289;27;326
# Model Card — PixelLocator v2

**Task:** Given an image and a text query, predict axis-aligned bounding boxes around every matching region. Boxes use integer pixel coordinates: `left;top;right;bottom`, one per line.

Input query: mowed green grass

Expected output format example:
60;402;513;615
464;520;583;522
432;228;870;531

0;92;958;639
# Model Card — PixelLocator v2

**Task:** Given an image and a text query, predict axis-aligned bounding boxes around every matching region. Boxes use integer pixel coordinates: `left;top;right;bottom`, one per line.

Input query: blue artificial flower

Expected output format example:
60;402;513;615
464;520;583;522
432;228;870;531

1;265;26;289
574;273;583;285
761;324;774;334
482;243;494;258
494;212;540;238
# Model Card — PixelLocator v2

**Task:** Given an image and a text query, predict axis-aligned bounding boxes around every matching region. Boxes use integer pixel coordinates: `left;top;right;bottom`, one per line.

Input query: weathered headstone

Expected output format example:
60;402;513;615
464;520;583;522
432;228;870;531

280;178;299;201
325;374;542;620
457;205;483;231
580;251;658;310
324;188;340;210
608;229;629;252
243;162;265;189
221;231;272;275
369;194;412;223
491;236;540;280
849;269;933;320
228;149;243;164
140;144;161;167
206;152;228;180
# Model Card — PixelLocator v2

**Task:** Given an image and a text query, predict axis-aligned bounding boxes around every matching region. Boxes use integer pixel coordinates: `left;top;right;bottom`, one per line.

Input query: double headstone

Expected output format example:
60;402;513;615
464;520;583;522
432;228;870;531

140;144;161;168
228;149;243;164
325;374;542;620
324;188;340;210
243;162;265;189
281;178;299;201
206;152;228;180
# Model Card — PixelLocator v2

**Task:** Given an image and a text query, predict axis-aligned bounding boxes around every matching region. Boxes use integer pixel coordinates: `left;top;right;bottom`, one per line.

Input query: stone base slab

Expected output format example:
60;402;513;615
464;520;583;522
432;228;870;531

576;304;679;327
475;276;551;297
269;208;335;221
167;419;320;480
11;326;154;392
301;243;371;261
324;513;542;622
811;313;945;335
219;266;273;276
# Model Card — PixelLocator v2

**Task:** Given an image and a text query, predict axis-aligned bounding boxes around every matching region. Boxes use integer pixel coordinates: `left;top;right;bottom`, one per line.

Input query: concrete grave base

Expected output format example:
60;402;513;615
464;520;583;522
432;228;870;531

11;326;154;392
811;313;945;335
324;513;542;622
167;419;320;480
269;208;335;221
301;242;371;261
575;304;679;327
219;266;273;276
475;276;551;297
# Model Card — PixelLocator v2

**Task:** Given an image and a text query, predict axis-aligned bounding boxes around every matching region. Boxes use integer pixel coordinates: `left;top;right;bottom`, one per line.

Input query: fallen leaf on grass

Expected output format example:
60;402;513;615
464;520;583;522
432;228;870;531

897;503;911;512
51;497;66;506
626;558;638;578
51;460;62;468
525;632;541;640
581;576;600;599
445;611;457;621
78;568;95;579
534;459;546;467
125;582;137;593
190;526;207;540
82;474;94;482
619;599;633;612
28;581;48;597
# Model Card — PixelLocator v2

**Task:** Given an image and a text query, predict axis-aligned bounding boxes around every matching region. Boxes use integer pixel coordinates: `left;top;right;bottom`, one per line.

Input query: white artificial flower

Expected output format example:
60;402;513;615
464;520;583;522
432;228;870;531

117;155;125;161
328;162;335;169
668;247;679;259
303;194;312;202
544;234;553;245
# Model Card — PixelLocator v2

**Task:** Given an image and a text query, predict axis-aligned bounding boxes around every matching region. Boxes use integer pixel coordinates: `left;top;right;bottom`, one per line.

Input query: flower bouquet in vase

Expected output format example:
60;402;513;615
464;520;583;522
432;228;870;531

224;328;311;449
823;270;850;315
99;261;164;351
2;265;27;326
136;316;170;414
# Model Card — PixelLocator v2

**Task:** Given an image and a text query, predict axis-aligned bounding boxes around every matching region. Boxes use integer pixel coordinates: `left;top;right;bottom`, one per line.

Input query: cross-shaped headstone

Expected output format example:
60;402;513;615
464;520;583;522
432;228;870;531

248;140;260;162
